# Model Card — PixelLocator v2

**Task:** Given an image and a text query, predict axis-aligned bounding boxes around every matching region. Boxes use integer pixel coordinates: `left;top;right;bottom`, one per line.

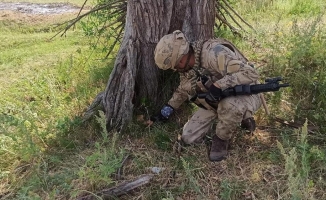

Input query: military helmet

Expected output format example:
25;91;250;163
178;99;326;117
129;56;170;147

154;30;189;70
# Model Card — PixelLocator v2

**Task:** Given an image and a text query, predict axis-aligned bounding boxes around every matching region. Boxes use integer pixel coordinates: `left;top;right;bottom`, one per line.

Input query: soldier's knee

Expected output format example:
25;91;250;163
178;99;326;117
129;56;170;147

181;135;202;144
181;135;196;145
216;127;234;140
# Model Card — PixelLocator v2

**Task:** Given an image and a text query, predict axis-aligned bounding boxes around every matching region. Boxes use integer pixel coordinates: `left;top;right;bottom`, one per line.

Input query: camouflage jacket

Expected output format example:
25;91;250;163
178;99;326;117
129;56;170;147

167;38;259;109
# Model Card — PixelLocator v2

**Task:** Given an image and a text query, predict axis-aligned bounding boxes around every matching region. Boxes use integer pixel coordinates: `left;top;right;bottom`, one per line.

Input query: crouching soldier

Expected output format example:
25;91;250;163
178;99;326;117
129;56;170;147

150;30;262;162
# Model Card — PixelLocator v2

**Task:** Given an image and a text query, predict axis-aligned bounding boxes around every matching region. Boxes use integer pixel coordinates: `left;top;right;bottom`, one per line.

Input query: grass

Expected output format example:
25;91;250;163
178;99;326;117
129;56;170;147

1;0;326;199
0;0;112;198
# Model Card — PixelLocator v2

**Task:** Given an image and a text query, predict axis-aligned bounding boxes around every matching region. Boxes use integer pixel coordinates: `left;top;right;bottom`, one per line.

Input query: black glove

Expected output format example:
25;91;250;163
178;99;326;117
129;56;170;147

205;84;223;104
150;104;174;122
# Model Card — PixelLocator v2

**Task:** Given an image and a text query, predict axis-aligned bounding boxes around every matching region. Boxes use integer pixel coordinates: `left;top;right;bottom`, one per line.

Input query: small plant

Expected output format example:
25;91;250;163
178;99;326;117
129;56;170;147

180;156;203;197
219;180;234;200
277;121;321;199
77;111;124;191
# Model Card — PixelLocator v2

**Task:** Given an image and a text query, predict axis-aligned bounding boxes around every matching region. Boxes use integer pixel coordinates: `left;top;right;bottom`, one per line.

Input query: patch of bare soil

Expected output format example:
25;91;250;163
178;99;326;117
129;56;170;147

0;2;80;14
0;2;83;24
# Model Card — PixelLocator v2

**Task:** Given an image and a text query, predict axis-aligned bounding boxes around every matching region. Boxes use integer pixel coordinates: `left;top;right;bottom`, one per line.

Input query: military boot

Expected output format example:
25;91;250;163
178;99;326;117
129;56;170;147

209;135;229;162
241;117;256;133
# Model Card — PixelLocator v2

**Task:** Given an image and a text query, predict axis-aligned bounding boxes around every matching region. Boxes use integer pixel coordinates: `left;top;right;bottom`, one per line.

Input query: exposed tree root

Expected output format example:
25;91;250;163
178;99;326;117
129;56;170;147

82;91;104;122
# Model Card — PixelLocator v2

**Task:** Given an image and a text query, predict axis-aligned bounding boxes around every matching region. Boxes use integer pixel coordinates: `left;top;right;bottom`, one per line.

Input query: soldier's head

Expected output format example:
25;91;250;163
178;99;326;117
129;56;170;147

154;30;191;72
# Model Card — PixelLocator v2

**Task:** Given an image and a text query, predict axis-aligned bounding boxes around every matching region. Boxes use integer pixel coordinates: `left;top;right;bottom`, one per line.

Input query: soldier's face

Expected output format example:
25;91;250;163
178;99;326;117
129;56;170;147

175;54;190;72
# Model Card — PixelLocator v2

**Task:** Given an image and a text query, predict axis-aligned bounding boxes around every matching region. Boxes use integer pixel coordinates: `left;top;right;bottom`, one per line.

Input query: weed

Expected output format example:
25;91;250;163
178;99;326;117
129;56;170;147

180;156;203;197
268;16;326;128
219;179;244;200
277;121;325;199
76;111;124;193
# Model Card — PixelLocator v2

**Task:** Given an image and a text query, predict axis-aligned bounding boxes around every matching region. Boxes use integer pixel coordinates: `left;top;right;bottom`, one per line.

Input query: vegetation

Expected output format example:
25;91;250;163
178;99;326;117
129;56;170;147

1;0;326;199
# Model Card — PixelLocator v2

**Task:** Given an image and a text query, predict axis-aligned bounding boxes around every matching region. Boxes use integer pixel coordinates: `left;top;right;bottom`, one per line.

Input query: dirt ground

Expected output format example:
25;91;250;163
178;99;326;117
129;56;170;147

0;2;84;24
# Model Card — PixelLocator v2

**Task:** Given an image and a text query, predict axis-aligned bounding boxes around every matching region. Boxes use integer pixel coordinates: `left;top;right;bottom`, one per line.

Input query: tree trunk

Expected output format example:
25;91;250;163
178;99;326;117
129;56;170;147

101;0;216;131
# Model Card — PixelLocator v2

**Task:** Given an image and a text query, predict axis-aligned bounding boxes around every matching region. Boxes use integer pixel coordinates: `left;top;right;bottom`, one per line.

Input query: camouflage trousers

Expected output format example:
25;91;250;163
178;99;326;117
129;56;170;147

181;94;262;144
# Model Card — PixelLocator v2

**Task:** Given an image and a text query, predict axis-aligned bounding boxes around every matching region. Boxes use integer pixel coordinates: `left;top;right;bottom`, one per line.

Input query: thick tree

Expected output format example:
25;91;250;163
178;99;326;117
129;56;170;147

102;0;217;131
63;0;250;131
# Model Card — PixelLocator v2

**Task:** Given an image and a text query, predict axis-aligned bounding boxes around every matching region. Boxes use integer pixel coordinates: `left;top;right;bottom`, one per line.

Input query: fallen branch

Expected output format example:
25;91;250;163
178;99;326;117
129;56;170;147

77;174;154;200
115;155;131;180
274;117;319;133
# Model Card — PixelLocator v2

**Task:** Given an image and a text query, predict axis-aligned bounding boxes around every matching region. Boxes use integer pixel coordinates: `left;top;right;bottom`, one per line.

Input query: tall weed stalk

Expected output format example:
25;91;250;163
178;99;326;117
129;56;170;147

277;121;323;199
77;111;124;192
180;156;203;197
264;15;326;131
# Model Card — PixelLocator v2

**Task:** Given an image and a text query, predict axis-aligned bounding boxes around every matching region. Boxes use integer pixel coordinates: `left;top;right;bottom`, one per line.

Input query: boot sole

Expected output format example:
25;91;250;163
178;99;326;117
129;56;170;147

209;156;227;162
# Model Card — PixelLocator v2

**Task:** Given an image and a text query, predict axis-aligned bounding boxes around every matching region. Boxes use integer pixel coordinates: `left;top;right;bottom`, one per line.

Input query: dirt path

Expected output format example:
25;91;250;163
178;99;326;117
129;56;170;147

0;2;80;14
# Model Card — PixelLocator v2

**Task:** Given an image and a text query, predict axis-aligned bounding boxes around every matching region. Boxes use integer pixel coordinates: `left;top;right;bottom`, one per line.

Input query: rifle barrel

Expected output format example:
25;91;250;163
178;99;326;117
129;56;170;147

279;83;290;87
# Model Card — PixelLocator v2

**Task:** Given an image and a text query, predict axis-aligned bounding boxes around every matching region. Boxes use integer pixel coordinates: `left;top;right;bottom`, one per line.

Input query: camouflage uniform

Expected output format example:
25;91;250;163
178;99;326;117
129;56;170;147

166;39;262;144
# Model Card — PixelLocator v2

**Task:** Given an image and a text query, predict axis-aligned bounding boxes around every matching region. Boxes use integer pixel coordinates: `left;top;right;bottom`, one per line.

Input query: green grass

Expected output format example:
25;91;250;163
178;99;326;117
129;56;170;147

1;0;326;199
0;32;85;86
0;2;114;197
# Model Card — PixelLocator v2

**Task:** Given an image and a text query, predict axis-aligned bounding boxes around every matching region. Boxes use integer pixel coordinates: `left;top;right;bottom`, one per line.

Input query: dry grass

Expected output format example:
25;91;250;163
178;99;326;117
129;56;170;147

85;125;287;200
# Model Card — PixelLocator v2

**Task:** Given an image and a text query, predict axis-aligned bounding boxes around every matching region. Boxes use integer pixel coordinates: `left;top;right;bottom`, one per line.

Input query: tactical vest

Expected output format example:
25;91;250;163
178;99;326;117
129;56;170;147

189;39;249;111
190;68;219;110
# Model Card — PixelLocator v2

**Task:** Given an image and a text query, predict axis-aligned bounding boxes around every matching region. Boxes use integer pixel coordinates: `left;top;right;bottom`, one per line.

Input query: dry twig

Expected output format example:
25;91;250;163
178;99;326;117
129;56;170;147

77;174;154;200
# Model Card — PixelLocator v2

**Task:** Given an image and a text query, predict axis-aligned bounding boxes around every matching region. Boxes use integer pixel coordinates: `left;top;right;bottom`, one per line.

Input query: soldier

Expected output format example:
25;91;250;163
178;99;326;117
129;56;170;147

150;30;262;162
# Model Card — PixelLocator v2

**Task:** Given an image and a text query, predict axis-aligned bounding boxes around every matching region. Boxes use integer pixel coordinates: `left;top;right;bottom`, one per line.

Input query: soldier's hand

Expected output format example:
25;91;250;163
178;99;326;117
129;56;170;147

148;104;174;125
205;84;222;103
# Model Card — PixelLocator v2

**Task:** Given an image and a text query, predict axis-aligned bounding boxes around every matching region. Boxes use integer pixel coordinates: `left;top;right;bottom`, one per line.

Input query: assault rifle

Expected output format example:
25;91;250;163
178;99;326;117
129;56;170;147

151;77;289;123
197;77;290;102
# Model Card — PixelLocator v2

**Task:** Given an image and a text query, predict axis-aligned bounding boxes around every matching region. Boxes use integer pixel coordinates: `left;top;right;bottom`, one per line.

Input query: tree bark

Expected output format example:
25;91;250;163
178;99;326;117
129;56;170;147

100;0;216;131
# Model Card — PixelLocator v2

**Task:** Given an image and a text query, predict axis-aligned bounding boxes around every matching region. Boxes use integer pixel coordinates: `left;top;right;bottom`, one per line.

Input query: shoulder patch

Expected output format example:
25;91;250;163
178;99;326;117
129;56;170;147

226;60;242;74
217;54;226;72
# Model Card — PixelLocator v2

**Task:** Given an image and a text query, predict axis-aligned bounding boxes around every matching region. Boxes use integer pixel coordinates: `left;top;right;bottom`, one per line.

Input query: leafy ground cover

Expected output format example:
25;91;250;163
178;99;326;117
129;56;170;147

1;0;326;199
